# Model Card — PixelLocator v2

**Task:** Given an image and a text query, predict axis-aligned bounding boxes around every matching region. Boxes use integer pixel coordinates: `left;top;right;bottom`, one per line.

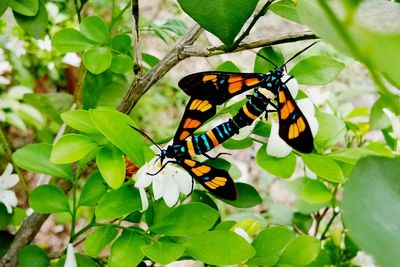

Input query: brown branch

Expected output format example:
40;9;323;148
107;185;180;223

181;31;318;57
117;24;203;114
131;0;142;74
0;179;72;267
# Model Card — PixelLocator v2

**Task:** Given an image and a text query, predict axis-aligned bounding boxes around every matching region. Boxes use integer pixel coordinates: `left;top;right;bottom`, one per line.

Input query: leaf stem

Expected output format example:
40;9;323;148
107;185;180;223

74;0;82;23
0;125;29;196
109;1;131;32
225;0;276;52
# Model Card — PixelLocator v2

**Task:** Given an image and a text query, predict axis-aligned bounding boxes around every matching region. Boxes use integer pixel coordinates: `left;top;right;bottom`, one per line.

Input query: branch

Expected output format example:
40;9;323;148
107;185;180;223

131;0;142;74
1;179;72;267
117;24;203;114
181;31;318;57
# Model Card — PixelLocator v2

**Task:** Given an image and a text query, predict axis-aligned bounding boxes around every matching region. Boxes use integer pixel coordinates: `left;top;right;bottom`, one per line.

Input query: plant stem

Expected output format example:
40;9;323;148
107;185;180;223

225;0;275;52
0;126;29;196
95;223;155;241
74;0;81;22
109;1;131;31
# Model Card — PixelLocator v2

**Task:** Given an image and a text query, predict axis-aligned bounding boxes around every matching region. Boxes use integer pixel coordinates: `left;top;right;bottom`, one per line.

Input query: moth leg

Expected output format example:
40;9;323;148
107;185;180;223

147;160;178;176
203;152;231;160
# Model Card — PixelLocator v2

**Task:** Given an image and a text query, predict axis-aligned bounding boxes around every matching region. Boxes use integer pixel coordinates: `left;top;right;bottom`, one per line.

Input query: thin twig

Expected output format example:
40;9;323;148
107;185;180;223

131;0;142;74
74;0;81;22
226;0;276;51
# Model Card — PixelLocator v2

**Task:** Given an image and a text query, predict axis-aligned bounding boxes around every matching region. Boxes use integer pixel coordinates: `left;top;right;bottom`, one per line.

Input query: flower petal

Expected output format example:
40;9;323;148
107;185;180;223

152;175;165;200
135;164;152;188
138;188;149;212
175;172;193;195
162;178;180;207
0;173;19;190
64;243;77;267
297;98;319;137
0;189;17;214
1;163;13;178
267;119;292;158
232;122;255;140
383;108;400;139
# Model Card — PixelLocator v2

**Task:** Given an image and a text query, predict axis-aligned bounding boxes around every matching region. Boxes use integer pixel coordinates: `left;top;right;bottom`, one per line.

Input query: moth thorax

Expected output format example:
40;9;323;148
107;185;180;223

258;88;275;100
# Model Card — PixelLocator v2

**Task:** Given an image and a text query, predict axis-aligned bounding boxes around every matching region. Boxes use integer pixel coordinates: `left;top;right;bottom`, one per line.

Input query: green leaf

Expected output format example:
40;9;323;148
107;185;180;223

369;95;400;130
250;226;294;266
96;145;125;189
254;47;284;73
289;56;345;85
61;110;99;134
18;245;49;267
55;253;98;267
79;16;110;44
289;178;329;214
297;0;400;85
110;54;134;74
326;148;379;165
0;204;12;229
141;239;185;265
11;0;38;16
29;185;70;213
151;202;219;236
223;182;262;208
222;137;253;150
95;185;141;220
278;235;321;265
177;0;258;45
256;145;296;178
111;34;132;55
50;134;98;164
84;226;118;257
161;19;188;36
185;230;255;265
90;109;145;166
78;172;108;207
270;0;302;24
83;47;112;74
301;154;345;183
301;179;332;203
342;156;400;267
0;0;12;16
314;112;346;149
215;61;241;72
108;230;145;267
13;143;73;180
52;29;94;53
13;0;48;39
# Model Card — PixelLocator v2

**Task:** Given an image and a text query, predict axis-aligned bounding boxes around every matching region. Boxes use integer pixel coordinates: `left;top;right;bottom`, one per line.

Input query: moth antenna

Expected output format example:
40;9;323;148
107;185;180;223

284;41;319;67
128;124;162;151
252;49;279;68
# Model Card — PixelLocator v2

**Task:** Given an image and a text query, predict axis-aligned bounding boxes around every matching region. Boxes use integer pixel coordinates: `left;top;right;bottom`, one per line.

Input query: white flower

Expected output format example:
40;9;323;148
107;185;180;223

62;53;81;68
352;251;377;267
37;35;52;52
64;243;77;267
0;163;19;213
233;227;252;243
135;157;193;209
5;39;26;57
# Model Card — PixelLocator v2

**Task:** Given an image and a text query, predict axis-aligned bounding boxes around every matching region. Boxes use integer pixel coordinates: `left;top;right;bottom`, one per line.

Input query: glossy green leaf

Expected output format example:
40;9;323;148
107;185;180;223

18;245;49;267
256;145;296;178
13;0;48;39
61;110;99;134
289;56;345;85
297;0;400;85
83;47;112;74
78;172;108;207
185;230;255;265
0;0;12;16
223;182;262;208
177;0;258;45
108;230;145;267
151;202;219;236
56;253;98;267
84;226;118;257
270;0;301;24
369;95;400;130
51;134;98;164
326;148;378;165
13;143;73;179
141;239;185;265
254;47;284;73
111;34;132;55
52;29;93;53
278;235;321;265
90;109;145;166
301;154;345;183
110;54;134;74
222;137;253;150
11;0;38;16
95;185;141;220
215;61;241;72
250;226;294;266
314;112;346;149
29;185;70;213
342;156;400;267
96;145;125;189
79;16;110;44
301;179;331;203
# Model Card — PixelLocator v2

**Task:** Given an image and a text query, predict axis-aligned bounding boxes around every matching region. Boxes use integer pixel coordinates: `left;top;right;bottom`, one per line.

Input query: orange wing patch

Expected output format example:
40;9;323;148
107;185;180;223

179;130;190;141
228;81;244;94
205;177;227;189
183;118;201;129
280;100;295;120
184;159;196;167
244;78;260;87
278;91;286;103
192;165;211;176
190;99;212;112
288;123;300;139
297;117;306;132
202;74;217;82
